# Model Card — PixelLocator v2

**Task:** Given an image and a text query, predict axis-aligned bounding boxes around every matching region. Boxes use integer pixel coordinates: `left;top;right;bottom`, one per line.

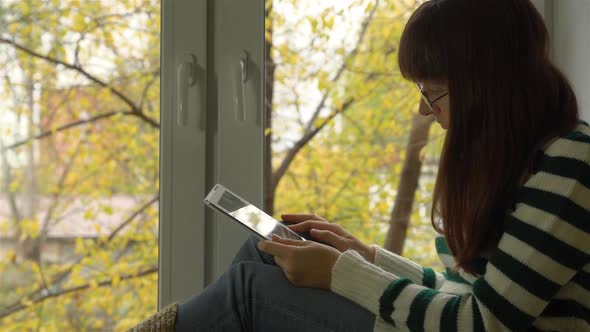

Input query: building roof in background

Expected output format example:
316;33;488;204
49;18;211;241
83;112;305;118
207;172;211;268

0;195;154;239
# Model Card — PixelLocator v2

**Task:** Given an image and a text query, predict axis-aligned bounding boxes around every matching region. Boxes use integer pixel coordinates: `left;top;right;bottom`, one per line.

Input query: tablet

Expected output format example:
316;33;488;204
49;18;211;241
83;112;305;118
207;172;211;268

204;184;306;241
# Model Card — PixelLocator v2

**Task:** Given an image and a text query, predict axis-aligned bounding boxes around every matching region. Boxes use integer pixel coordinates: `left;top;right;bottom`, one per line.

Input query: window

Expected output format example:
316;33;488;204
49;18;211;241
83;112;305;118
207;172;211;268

3;1;577;328
264;0;445;269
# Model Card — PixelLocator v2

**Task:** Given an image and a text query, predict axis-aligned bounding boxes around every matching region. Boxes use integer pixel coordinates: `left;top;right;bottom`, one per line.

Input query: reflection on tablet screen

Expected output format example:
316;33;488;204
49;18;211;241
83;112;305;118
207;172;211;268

229;205;302;240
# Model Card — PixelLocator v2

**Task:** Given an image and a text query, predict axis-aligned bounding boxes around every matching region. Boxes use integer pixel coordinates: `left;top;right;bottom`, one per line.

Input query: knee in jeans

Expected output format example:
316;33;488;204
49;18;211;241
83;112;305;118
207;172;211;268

226;261;264;301
229;261;256;282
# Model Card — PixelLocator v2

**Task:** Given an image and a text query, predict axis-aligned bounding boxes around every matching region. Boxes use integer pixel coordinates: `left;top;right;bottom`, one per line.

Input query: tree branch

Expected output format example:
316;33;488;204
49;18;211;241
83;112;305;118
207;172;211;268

0;137;22;223
2;110;133;151
0;72;24;224
39;134;86;237
0;195;159;318
0;266;158;320
0;37;159;129
139;71;160;110
384;114;435;254
304;0;380;135
273;0;380;193
272;98;354;193
106;195;159;242
327;169;359;208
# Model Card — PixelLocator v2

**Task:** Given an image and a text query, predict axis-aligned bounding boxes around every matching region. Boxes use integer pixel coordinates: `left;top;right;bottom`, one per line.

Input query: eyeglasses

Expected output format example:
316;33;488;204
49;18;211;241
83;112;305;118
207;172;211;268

416;83;448;114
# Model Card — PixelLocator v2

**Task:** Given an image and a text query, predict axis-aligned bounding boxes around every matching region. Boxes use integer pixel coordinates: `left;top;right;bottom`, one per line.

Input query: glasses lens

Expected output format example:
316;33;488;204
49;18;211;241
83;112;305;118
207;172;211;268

420;93;432;110
430;92;448;105
416;83;430;105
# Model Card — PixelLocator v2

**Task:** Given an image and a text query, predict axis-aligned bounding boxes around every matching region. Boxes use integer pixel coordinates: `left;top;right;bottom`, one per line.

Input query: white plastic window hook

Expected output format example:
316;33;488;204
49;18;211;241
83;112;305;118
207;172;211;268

177;53;197;126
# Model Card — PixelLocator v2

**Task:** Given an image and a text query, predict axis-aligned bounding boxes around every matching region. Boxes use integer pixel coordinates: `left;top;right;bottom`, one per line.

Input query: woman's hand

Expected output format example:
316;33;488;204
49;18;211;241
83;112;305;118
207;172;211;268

281;213;376;263
257;235;341;290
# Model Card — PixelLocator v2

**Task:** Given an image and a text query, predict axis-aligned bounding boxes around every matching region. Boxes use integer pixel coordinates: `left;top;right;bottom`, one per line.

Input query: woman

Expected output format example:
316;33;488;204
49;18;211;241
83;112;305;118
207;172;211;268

133;0;589;331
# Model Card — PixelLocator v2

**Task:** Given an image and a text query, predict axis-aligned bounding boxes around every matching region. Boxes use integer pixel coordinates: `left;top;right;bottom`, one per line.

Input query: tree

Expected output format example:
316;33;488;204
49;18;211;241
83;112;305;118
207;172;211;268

265;0;445;265
263;0;376;216
384;113;434;254
1;0;160;330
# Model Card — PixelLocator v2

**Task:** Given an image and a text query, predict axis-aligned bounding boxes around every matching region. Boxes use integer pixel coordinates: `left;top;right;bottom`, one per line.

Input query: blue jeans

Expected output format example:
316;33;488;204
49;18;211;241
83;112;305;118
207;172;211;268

175;235;375;331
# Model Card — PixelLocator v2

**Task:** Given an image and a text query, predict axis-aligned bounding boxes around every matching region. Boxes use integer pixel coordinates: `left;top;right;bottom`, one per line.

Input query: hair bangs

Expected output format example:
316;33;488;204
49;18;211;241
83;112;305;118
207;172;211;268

398;1;448;82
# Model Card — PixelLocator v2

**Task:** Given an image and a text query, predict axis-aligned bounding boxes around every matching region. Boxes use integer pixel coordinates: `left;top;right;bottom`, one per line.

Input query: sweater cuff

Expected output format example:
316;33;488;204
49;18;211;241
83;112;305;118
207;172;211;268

330;249;398;315
372;245;426;285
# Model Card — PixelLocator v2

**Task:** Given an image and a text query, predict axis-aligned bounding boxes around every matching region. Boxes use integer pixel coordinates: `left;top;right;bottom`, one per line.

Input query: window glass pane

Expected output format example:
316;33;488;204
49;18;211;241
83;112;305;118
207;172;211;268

264;0;444;269
0;0;160;330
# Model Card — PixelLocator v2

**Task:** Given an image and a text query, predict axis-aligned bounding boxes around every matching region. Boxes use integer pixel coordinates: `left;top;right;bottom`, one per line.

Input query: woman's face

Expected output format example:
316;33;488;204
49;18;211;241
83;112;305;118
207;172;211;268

418;80;450;129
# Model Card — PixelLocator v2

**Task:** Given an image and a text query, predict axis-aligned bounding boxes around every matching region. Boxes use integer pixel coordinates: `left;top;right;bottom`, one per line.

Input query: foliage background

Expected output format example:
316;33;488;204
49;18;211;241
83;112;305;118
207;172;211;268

0;0;444;330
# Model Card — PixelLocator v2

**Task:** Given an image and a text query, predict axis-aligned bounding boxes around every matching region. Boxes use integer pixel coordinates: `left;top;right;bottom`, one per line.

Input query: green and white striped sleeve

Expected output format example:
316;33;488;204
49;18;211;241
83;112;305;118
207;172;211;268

371;245;446;290
330;131;590;331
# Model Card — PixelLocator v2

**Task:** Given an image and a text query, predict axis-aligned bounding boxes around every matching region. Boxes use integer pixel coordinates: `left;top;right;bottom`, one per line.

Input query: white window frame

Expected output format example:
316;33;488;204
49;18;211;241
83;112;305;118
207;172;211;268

533;0;590;121
159;0;209;307
159;0;264;308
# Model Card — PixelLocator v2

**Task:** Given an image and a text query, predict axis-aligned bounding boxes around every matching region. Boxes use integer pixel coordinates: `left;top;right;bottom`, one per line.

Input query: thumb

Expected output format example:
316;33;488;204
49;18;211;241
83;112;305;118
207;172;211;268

271;234;308;247
310;229;348;252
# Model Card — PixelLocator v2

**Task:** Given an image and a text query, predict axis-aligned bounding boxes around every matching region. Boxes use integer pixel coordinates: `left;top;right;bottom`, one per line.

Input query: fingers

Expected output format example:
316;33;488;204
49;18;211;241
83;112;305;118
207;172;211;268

257;236;306;257
288;220;345;236
273;255;286;270
271;234;308;247
257;239;289;257
281;213;328;224
309;229;349;252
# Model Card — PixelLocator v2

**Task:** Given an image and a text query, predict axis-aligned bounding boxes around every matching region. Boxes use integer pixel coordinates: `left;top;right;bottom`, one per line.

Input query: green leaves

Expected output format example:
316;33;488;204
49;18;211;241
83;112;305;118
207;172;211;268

0;0;160;329
270;0;445;269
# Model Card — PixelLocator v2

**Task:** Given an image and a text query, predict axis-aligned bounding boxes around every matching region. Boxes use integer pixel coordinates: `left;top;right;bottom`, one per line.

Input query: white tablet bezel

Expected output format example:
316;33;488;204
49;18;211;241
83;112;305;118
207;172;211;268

203;184;306;241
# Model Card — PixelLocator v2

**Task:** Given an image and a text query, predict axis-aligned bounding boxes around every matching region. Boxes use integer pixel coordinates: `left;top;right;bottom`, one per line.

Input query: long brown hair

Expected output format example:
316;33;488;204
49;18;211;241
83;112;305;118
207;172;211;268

398;0;579;273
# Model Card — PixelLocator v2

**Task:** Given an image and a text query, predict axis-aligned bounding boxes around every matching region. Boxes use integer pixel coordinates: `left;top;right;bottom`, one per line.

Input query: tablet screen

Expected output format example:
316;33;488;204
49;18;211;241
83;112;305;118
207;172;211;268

207;185;304;241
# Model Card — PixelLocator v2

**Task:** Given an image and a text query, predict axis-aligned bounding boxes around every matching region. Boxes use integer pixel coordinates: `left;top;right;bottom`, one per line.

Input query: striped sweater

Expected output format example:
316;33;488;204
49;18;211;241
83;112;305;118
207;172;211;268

330;121;590;331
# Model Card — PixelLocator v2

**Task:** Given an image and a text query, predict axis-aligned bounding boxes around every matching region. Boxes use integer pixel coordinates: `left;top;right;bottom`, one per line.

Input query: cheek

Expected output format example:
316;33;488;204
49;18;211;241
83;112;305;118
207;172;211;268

442;107;450;121
440;99;451;119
